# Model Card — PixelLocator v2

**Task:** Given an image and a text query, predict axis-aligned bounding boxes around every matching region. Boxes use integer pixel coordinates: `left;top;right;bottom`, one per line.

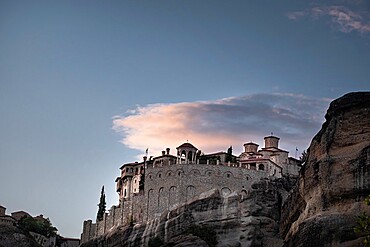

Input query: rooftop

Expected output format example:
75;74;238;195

177;142;197;150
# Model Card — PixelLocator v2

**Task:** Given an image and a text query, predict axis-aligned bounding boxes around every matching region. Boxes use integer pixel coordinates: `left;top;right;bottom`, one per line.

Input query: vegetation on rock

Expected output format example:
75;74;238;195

354;195;370;247
18;216;58;237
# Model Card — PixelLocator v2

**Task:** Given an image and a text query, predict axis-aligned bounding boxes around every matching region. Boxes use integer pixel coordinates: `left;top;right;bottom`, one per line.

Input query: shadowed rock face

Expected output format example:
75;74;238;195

0;225;41;247
80;178;296;247
280;92;370;247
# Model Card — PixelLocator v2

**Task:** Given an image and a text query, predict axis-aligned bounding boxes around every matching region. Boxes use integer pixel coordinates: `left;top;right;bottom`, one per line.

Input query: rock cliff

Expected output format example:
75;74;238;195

0;225;41;247
280;92;370;247
80;177;296;247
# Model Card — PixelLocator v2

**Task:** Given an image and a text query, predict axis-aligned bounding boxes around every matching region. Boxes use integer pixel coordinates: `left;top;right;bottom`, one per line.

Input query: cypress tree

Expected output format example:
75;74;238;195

97;185;106;221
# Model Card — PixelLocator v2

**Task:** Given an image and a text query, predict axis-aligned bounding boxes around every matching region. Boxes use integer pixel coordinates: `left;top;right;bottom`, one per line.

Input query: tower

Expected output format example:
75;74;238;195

176;142;198;164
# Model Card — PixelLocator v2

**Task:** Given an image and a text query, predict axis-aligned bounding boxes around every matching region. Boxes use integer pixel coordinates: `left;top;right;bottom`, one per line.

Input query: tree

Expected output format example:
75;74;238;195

226;146;233;163
97;185;106;221
354;195;370;247
18;216;58;237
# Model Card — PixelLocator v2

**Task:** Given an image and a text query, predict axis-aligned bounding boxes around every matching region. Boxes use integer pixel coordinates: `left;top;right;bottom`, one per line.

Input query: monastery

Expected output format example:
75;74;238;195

81;135;301;243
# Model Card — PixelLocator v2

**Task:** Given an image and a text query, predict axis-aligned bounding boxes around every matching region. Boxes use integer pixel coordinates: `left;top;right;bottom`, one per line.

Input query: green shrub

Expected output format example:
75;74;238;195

354;195;370;247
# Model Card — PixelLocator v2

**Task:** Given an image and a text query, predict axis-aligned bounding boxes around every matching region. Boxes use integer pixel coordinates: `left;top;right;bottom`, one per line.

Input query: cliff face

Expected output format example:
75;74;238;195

0;225;41;247
81;177;296;247
281;92;370;247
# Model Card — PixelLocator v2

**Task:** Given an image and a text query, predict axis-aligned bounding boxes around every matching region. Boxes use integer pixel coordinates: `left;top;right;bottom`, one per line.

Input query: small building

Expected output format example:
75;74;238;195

0;206;18;226
0;215;17;226
0;205;6;216
60;237;80;247
11;210;31;221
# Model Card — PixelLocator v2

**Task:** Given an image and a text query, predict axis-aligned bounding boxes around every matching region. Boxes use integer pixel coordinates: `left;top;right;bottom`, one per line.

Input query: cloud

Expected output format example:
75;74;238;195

112;93;330;160
286;11;306;20
287;5;370;34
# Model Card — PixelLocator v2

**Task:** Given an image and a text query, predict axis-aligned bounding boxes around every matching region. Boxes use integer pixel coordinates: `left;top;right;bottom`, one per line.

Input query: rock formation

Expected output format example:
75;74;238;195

0;225;41;247
280;92;370;246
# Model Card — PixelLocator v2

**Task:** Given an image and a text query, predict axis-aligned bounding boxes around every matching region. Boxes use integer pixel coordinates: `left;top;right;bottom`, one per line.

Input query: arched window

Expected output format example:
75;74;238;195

188;151;193;162
221;187;231;196
250;163;256;170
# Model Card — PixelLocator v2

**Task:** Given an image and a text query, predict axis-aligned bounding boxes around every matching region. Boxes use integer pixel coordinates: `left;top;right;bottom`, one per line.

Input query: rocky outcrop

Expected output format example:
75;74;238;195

81;177;296;247
280;92;370;247
0;225;41;247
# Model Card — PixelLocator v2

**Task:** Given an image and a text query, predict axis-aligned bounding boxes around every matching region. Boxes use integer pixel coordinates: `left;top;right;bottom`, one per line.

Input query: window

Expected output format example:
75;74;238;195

250;163;256;170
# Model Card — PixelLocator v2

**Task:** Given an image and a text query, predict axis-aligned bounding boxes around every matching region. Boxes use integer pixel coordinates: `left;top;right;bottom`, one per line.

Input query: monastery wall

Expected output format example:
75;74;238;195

81;163;269;243
144;163;267;220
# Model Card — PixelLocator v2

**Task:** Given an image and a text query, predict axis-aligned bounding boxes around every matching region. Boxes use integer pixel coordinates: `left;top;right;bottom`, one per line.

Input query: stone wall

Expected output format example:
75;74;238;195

82;162;278;243
81;193;147;244
145;163;267;220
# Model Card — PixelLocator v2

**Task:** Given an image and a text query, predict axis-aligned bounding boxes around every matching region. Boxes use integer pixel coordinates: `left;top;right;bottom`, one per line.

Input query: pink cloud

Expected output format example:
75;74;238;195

326;6;370;33
112;94;330;160
287;5;370;34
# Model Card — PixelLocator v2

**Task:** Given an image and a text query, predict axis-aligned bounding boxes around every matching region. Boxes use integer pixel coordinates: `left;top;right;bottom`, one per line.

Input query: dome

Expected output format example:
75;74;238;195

177;142;197;150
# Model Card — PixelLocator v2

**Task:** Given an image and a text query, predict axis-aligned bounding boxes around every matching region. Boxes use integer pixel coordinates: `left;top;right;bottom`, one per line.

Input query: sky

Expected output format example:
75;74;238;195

0;0;369;238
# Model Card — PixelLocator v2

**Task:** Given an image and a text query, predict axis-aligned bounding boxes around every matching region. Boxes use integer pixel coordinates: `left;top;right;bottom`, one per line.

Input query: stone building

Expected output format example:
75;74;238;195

81;135;301;243
0;205;5;216
11;210;31;221
0;206;17;226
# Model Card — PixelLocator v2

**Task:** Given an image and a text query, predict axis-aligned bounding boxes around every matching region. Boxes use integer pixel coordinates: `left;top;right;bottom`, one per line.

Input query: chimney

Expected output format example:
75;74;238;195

166;148;170;155
143;156;147;162
162;150;166;156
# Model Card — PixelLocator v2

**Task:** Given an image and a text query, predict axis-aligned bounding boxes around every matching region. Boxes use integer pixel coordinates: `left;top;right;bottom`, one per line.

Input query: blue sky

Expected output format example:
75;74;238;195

0;0;369;238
